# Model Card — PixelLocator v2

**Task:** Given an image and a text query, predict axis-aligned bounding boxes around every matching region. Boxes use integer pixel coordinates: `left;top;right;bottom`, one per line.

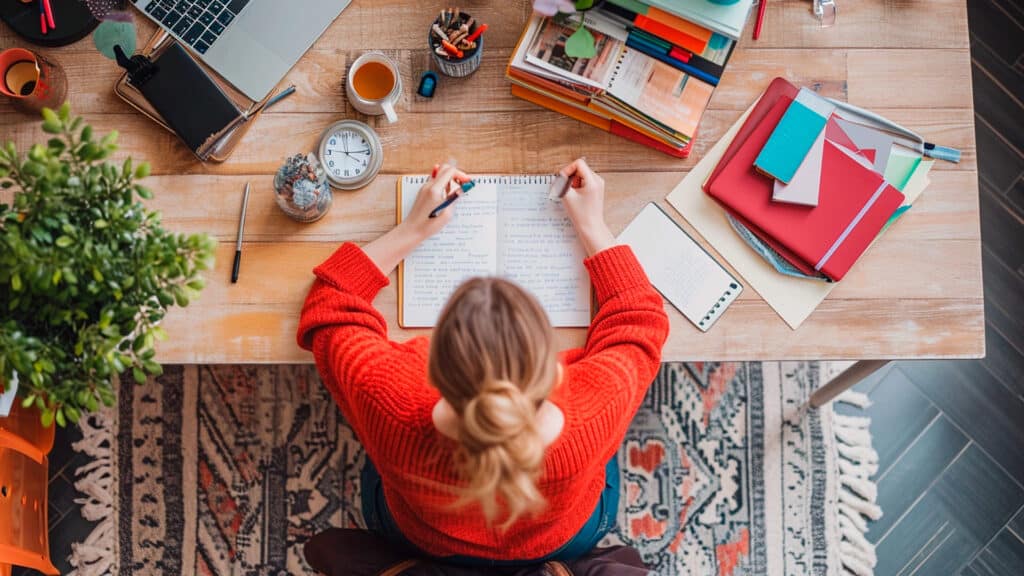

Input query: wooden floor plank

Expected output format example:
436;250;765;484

1009;176;1024;217
971;63;1024;157
964;529;1024;575
875;445;1023;576
979;321;1024;402
995;0;1024;24
1009;506;1024;538
901;360;1024;483
969;0;1024;66
981;245;1024;357
868;414;968;542
975;117;1024;192
970;35;1024;114
980;184;1024;275
857;369;939;479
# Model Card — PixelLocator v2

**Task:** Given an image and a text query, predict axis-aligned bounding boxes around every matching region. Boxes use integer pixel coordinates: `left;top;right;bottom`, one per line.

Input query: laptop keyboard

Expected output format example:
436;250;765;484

145;0;250;54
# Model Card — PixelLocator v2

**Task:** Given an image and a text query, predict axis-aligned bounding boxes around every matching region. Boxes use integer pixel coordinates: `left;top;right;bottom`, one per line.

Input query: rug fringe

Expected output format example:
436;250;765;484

835;390;872;409
67;406;117;576
834;390;882;576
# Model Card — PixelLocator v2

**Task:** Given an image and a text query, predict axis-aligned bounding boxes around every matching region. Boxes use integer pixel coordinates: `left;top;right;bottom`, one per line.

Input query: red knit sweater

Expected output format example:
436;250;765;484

297;243;669;560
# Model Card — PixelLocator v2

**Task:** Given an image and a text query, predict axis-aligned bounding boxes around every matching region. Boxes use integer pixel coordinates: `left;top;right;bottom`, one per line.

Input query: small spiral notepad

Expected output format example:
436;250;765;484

617;203;742;332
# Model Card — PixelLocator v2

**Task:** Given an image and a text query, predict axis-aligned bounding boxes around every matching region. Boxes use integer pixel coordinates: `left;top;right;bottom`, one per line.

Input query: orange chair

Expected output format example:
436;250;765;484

0;401;59;575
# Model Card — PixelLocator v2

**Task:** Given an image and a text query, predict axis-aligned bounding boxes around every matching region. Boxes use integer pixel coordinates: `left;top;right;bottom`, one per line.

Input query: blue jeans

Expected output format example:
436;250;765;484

361;456;620;566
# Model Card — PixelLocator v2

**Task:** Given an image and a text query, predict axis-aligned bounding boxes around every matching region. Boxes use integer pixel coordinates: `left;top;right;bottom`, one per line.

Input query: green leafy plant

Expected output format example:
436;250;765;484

0;104;216;427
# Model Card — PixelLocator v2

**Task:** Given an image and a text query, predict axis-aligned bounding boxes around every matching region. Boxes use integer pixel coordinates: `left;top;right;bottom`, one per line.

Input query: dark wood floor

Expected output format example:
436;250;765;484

13;1;1024;575
832;1;1024;574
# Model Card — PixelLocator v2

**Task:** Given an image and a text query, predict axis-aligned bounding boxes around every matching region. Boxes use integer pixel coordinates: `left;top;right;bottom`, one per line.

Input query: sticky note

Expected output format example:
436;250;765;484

754;100;828;184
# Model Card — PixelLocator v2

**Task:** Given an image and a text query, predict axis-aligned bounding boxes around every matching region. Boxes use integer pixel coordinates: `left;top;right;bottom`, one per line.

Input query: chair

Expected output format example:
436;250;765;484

0;402;59;575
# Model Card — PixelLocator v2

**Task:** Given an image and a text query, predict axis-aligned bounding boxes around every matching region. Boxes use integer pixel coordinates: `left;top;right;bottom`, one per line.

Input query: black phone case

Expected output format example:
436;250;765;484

129;43;240;152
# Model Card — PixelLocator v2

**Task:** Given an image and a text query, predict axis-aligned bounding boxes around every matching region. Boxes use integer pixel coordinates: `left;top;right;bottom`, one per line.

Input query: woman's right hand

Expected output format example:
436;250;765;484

558;158;617;256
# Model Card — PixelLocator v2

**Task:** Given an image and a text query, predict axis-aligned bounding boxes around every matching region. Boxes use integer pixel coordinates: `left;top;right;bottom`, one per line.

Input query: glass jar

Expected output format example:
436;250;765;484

273;153;333;222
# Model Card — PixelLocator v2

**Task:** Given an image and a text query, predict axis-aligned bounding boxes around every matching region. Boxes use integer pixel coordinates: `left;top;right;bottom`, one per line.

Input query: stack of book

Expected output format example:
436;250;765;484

704;78;932;282
507;0;755;157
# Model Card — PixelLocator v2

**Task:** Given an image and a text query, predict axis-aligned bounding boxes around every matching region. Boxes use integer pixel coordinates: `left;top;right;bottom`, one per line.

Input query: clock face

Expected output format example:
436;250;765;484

323;129;372;181
317;120;382;190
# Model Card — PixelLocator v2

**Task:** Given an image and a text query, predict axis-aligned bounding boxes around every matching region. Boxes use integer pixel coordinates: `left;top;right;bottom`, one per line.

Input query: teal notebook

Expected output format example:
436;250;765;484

754;100;827;184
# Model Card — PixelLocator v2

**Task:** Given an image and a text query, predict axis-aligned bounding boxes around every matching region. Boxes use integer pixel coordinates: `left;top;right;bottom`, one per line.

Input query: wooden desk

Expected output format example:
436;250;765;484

0;1;983;368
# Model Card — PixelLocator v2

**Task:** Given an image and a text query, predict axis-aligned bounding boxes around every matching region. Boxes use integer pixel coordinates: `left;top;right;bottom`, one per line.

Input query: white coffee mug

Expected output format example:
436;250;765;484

346;52;401;124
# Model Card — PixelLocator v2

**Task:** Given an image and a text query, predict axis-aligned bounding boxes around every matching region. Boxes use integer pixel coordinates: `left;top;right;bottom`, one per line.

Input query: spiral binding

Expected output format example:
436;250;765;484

608;48;631;87
698;281;740;329
404;175;554;185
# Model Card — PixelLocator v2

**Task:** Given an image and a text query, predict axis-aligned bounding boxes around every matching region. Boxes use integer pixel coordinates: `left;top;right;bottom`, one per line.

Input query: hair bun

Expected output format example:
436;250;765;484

460;380;537;453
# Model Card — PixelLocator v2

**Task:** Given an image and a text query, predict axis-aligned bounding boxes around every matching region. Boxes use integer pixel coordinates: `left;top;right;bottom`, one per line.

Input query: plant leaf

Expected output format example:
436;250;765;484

565;26;597;59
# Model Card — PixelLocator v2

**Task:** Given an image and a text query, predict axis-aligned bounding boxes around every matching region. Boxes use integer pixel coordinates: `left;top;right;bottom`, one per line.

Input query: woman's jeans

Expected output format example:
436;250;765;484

360;456;620;567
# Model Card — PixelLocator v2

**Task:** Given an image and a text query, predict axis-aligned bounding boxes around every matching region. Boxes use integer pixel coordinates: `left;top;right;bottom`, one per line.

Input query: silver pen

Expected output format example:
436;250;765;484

231;183;251;284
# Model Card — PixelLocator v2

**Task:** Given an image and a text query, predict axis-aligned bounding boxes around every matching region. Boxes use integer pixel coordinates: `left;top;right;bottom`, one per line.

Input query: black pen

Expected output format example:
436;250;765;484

231;183;250;284
428;180;476;218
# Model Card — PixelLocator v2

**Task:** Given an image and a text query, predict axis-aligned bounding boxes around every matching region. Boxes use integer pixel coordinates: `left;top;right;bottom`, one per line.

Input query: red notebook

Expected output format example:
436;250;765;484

707;96;905;282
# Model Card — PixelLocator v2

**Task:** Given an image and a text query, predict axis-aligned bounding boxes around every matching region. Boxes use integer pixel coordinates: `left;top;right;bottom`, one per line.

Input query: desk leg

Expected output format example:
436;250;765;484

810;360;890;408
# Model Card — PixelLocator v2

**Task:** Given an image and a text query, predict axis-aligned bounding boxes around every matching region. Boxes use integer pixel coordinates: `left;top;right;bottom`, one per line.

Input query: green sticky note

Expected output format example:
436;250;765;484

755;100;828;184
883;149;922;191
607;0;650;14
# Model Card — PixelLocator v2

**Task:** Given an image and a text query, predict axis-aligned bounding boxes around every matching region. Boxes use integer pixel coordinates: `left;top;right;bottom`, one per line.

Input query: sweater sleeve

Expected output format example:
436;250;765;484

296;243;430;433
562;245;670;463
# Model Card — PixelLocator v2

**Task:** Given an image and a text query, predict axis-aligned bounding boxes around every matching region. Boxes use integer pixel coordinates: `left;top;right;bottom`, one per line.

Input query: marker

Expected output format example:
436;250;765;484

43;0;55;30
465;23;488;43
231;183;250;284
429;180;476;218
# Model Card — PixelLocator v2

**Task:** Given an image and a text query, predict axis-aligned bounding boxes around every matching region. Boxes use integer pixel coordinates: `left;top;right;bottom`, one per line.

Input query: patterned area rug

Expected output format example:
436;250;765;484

65;362;880;576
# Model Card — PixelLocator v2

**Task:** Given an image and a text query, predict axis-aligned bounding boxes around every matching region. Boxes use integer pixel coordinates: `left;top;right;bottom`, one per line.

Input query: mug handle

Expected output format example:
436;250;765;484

381;100;398;124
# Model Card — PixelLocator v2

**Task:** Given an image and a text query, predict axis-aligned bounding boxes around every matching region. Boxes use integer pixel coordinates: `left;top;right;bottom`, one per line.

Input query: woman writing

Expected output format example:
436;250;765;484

297;159;669;564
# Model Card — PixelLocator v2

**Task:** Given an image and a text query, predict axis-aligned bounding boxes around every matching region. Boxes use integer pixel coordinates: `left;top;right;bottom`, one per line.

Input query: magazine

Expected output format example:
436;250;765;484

524;14;626;91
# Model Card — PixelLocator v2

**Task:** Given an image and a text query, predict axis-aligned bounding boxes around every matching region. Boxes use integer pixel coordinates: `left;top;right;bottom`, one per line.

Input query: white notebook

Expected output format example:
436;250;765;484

398;175;591;328
617;203;742;332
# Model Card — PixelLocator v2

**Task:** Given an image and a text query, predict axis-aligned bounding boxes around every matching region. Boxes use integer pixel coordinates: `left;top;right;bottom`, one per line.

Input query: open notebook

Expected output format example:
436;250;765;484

397;176;591;328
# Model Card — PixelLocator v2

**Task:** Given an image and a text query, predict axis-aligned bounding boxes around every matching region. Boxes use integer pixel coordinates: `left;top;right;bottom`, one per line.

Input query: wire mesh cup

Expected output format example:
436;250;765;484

428;10;484;78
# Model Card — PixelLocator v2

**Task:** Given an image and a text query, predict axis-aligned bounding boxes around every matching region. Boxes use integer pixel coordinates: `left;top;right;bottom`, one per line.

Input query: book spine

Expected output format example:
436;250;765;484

625;37;720;86
629;29;726;79
634;15;707;54
510;84;689;158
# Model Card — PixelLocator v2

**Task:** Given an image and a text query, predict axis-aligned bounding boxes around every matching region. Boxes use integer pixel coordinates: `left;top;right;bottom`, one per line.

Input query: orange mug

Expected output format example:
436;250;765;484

0;48;67;113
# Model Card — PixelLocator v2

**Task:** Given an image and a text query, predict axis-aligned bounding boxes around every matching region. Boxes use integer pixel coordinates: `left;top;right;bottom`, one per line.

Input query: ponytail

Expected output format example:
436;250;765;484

429;277;558;529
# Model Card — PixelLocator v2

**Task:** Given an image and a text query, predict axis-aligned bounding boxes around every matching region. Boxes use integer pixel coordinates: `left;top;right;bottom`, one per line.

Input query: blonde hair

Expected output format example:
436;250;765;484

429;277;558;529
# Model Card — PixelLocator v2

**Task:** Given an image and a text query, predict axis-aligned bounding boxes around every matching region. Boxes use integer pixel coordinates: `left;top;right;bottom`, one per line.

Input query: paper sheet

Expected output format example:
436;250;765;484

666;108;934;329
499;180;590;327
401;178;499;327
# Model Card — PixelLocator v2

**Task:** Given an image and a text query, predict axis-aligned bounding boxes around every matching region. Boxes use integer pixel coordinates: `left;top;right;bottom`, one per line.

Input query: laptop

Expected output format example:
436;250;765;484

133;0;351;101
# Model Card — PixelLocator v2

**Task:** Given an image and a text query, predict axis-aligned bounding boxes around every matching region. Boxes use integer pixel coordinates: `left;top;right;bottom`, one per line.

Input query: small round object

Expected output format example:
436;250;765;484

316;119;384;190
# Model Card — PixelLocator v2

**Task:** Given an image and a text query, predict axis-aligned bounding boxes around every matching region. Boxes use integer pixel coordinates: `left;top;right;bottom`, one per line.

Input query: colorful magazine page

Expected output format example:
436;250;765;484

525;14;626;91
604;48;714;140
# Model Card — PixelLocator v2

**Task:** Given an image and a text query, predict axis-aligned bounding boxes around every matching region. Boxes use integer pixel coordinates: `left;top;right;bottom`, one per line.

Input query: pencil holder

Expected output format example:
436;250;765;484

428;9;484;78
273;153;332;223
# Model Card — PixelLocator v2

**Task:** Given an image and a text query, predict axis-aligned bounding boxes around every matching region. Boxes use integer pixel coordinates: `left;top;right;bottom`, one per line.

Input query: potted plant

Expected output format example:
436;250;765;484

0;105;216;427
